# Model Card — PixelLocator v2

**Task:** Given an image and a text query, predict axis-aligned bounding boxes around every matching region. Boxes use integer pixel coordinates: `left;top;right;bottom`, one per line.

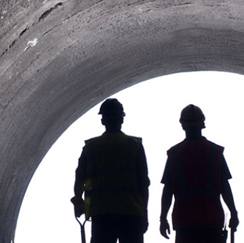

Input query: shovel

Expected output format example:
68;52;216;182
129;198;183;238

75;215;87;243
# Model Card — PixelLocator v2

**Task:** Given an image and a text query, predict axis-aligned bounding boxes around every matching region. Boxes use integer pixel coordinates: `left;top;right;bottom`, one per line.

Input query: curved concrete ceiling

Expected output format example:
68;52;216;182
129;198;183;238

1;0;244;241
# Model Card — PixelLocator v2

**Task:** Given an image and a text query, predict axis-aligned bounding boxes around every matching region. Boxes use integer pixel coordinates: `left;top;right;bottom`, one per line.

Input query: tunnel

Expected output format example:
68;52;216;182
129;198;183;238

1;1;244;242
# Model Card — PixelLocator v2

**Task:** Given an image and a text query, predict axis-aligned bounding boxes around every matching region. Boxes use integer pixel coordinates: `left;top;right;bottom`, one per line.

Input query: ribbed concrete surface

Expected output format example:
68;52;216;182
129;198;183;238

1;0;244;242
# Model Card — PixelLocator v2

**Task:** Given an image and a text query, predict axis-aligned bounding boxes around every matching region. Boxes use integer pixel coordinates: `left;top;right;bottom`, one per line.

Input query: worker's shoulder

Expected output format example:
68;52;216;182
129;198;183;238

205;139;224;152
84;136;101;145
84;133;142;145
126;134;142;143
167;141;184;155
167;137;224;155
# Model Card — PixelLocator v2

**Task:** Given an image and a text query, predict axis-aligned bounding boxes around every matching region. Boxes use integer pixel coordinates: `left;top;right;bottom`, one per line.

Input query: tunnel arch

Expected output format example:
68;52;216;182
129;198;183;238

1;1;244;242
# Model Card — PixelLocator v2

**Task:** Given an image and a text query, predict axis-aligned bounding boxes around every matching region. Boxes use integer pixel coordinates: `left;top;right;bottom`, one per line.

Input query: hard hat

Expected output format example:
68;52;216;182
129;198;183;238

98;98;125;117
180;104;205;128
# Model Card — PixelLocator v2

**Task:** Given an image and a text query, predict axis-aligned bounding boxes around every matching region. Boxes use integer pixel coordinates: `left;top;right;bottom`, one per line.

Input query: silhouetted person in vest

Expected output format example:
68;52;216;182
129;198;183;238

160;104;239;243
72;98;150;243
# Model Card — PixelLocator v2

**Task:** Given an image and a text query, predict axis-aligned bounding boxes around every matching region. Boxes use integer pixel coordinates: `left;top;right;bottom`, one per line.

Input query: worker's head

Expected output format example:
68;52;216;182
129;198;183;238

99;98;125;130
180;104;205;131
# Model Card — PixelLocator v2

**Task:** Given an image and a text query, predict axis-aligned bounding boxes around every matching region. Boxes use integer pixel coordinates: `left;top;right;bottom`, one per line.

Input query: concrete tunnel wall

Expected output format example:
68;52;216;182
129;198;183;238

1;0;244;242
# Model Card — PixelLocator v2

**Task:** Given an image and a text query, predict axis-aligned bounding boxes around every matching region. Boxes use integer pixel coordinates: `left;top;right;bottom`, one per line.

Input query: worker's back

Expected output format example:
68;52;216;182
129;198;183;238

165;137;229;229
83;132;144;217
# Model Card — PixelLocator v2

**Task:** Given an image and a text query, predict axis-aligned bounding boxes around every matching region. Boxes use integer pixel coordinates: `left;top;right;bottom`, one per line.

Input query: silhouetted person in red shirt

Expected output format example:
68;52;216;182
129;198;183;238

160;104;239;243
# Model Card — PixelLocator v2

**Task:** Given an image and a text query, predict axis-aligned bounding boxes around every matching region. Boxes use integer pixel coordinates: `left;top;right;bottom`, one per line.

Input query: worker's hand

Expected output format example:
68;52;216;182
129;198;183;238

229;211;239;232
71;197;85;217
160;219;170;239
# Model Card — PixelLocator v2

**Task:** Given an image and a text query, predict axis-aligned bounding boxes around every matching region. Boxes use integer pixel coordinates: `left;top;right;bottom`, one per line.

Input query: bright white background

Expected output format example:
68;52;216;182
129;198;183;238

15;71;243;243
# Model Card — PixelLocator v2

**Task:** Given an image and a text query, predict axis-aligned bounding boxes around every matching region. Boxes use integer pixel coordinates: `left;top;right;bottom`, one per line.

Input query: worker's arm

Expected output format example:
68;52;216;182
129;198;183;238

72;152;87;217
74;151;87;199
136;144;150;233
72;182;85;217
74;180;84;202
160;184;173;239
221;180;239;231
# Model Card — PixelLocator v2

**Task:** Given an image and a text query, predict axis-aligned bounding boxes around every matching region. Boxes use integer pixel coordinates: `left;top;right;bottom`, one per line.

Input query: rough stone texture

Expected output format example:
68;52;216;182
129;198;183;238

1;0;244;242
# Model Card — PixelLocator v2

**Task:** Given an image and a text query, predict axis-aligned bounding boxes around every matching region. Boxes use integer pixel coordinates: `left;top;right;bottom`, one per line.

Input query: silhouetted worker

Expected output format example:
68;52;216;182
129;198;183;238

160;104;239;243
72;98;150;243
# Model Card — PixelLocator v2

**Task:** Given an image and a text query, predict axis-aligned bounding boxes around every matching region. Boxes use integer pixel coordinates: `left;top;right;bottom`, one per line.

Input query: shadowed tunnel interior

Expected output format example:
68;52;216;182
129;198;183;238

1;1;244;242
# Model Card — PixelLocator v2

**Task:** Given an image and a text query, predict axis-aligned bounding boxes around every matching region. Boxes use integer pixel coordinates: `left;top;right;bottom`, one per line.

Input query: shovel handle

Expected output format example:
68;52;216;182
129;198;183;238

76;216;87;243
231;227;236;243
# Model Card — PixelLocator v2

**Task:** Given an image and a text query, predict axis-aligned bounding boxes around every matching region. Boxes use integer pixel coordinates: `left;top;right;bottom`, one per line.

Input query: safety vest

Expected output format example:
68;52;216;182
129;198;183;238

82;132;144;218
168;138;225;229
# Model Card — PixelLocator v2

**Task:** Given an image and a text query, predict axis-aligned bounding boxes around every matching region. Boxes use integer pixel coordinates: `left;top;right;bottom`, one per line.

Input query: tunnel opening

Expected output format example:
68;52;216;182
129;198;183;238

15;71;243;243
